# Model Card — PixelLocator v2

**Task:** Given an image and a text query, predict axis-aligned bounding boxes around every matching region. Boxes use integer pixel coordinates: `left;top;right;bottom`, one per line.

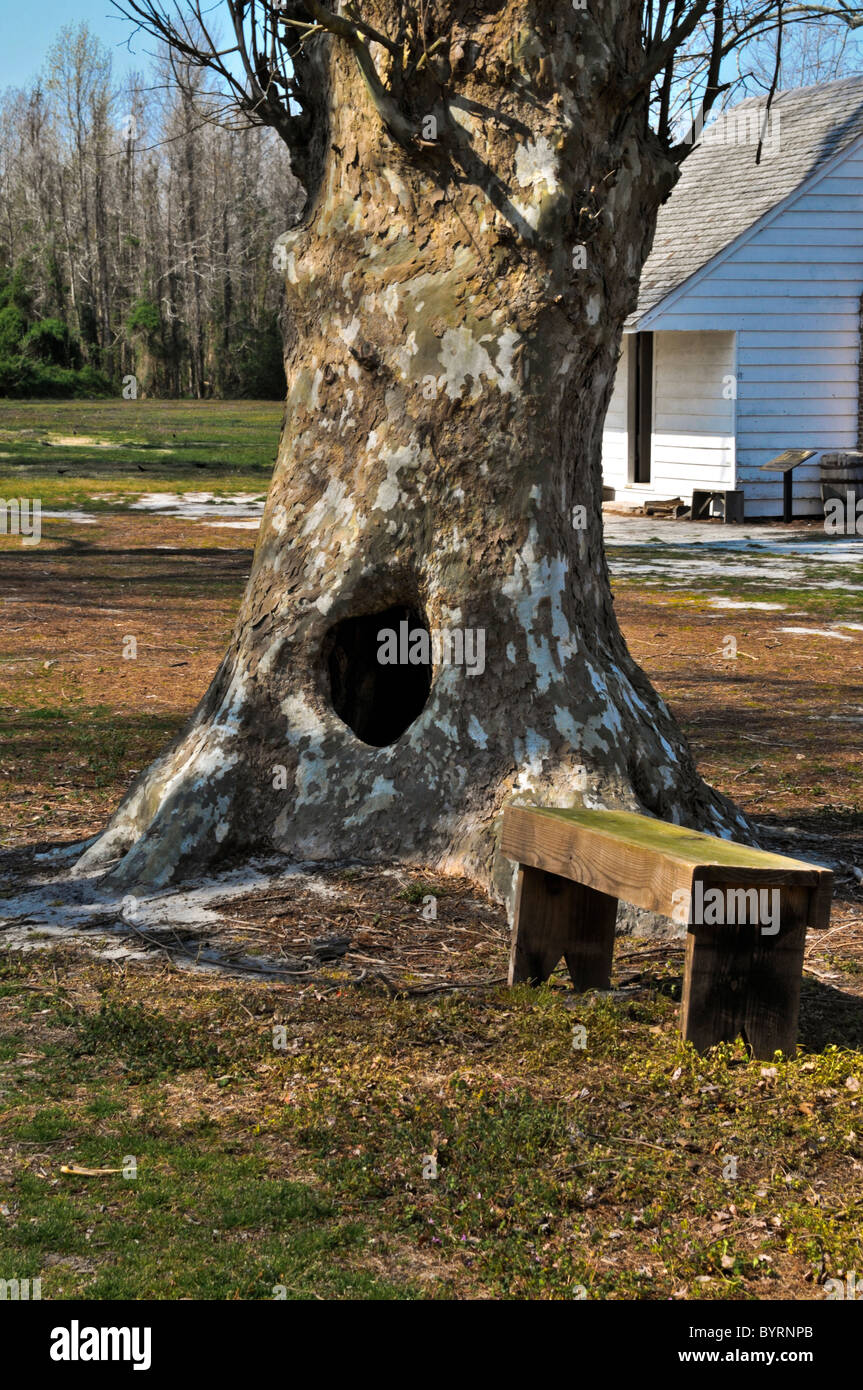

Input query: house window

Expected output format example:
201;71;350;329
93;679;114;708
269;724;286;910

628;332;654;485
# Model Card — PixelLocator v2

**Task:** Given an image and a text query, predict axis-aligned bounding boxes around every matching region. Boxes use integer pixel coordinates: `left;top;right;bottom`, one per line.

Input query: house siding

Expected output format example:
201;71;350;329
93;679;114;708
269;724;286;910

602;335;630;493
625;140;863;518
858;288;863;450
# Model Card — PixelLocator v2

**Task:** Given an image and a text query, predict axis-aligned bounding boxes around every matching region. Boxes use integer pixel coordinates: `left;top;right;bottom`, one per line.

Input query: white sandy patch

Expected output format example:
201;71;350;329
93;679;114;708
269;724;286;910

709;598;787;611
43;435;173;453
0;857;346;973
44;435;115;448
604;516;863;592
130;492;266;520
777;626;854;641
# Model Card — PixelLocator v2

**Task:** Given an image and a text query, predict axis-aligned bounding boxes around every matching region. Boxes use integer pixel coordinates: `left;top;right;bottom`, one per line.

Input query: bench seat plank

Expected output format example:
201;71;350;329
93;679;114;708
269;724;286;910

502;806;829;928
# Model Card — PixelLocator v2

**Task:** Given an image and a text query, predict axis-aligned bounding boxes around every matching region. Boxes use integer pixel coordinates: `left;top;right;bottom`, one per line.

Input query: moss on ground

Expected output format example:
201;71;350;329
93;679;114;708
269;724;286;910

0;950;860;1300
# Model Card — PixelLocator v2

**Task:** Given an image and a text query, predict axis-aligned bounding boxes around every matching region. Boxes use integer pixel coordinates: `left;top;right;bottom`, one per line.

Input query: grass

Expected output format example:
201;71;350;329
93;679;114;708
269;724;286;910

0;399;281;510
399;883;443;904
1;951;861;1299
0;956;410;1299
610;562;863;620
0;703;178;792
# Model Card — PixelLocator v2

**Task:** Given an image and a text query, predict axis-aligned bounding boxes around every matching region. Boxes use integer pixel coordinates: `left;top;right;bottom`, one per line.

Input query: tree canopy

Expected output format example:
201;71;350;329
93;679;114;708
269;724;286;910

112;1;863;205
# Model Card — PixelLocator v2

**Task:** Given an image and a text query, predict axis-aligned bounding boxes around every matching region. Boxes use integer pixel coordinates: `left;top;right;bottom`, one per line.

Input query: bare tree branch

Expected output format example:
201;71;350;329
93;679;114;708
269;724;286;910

756;0;784;163
637;0;715;92
302;0;415;147
106;0;863;201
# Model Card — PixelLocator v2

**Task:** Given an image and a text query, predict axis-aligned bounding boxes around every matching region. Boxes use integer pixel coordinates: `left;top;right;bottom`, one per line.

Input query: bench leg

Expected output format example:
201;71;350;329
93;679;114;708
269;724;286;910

508;865;618;990
680;886;809;1059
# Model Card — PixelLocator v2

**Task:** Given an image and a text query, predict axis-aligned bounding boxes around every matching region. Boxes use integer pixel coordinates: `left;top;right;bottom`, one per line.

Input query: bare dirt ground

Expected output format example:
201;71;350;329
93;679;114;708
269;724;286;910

1;490;862;1301
1;506;861;1002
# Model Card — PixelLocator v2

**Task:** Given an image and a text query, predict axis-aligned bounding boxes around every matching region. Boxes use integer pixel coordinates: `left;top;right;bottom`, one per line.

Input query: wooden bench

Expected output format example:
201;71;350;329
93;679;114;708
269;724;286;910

502;807;832;1059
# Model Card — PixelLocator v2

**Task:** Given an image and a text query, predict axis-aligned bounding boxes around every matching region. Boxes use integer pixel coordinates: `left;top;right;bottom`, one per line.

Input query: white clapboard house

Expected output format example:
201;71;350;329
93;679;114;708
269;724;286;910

602;75;863;518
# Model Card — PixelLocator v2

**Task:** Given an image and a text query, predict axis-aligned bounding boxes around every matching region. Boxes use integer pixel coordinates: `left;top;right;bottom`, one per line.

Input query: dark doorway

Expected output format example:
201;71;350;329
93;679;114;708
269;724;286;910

325;603;432;747
627;331;654;485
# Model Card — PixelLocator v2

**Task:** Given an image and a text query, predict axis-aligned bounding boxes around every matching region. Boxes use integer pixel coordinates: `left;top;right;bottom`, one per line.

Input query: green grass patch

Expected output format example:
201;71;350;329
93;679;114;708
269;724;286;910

3;951;858;1299
0;399;281;511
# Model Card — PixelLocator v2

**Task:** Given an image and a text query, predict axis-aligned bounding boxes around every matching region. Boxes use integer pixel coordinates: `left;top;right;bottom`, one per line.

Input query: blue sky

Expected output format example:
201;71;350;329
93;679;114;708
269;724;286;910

0;1;148;90
1;3;861;98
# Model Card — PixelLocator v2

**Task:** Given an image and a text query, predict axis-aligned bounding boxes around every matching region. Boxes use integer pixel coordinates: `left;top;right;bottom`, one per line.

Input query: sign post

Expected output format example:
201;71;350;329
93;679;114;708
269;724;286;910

758;449;817;523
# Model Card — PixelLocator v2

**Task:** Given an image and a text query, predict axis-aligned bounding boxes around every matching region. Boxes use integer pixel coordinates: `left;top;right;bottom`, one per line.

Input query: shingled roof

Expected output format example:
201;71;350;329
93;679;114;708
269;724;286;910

631;73;863;326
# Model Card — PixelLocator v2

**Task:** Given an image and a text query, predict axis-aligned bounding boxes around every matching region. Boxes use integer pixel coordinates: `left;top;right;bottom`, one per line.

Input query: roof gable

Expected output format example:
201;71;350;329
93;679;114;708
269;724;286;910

631;74;863;327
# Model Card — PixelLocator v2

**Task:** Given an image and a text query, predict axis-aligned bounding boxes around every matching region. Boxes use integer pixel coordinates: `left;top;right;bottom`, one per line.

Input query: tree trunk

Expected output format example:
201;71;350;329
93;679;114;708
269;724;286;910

74;6;751;901
183;113;205;398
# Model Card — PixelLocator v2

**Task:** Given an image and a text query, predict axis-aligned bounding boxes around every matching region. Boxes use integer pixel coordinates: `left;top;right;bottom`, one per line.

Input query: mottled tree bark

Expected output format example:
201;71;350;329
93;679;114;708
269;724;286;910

74;3;751;900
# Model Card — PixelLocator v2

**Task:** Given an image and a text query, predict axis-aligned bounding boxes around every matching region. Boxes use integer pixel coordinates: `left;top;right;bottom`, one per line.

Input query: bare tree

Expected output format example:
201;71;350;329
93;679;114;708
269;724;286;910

71;2;863;900
0;24;300;394
739;13;862;91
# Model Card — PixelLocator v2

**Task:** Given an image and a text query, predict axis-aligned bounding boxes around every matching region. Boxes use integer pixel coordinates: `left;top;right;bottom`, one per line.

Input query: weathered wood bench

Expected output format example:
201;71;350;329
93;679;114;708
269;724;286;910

502;807;833;1059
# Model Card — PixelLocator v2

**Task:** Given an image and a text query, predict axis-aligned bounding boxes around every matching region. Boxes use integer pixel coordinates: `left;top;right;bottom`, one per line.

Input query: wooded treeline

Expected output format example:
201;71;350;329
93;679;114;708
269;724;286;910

0;24;301;398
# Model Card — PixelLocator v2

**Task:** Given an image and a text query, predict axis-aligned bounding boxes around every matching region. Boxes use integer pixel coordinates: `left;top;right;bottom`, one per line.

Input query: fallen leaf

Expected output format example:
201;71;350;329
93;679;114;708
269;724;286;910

60;1165;124;1177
